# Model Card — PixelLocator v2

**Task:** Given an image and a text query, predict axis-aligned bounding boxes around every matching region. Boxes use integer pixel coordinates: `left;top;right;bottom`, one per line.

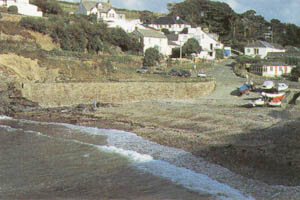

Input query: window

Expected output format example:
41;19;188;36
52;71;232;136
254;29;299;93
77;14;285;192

254;48;259;55
270;66;273;71
210;44;213;50
247;49;251;53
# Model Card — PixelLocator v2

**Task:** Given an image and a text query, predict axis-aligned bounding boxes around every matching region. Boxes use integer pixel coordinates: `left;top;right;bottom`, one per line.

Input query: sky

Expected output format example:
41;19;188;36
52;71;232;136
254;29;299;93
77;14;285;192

63;0;300;25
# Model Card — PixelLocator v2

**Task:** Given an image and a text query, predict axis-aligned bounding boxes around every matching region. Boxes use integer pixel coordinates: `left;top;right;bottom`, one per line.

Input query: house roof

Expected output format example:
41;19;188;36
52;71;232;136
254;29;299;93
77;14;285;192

152;16;188;25
135;29;166;38
98;2;112;13
81;0;112;13
82;0;97;11
168;41;179;46
166;33;178;41
267;52;300;58
246;40;284;49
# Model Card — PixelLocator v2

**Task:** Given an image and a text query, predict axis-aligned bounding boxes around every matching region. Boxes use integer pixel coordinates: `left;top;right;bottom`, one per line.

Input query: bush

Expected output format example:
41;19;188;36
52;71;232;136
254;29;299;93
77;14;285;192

0;12;2;19
19;17;52;34
143;47;161;67
215;49;224;59
31;0;63;15
7;6;18;14
182;38;201;57
291;65;300;81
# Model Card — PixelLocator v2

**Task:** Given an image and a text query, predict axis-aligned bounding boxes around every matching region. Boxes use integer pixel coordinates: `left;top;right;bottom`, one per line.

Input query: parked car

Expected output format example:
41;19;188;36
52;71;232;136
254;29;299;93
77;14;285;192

136;68;150;73
168;69;191;77
197;72;207;78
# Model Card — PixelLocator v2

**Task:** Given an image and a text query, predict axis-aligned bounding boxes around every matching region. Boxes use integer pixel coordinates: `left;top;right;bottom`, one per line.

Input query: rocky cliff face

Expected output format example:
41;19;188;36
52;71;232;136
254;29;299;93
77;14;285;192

0;77;38;116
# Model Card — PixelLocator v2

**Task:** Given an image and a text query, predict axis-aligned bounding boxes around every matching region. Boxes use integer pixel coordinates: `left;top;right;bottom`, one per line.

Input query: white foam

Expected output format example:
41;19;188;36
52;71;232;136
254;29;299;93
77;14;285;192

1;119;255;199
99;145;254;200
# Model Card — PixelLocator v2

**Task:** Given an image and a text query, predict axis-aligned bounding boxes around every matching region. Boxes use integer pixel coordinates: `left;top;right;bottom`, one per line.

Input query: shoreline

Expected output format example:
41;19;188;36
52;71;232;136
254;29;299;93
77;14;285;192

12;100;300;186
10;101;300;200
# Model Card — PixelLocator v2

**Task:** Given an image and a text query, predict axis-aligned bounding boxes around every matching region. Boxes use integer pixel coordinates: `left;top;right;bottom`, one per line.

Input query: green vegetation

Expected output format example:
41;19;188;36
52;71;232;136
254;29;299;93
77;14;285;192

19;15;142;54
143;48;161;67
7;6;18;14
30;0;63;15
215;49;224;59
182;38;201;57
291;65;300;81
168;0;300;50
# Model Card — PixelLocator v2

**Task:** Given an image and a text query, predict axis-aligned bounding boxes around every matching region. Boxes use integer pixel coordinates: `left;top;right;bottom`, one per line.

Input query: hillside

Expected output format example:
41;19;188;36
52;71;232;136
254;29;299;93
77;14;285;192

168;0;300;50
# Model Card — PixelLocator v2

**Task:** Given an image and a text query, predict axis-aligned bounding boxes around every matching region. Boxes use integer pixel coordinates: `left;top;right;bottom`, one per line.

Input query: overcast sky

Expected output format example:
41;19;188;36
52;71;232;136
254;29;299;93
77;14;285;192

64;0;300;25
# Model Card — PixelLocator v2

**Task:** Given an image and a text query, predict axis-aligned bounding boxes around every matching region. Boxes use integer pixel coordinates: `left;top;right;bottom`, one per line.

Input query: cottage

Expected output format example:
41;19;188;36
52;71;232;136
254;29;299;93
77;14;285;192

133;28;170;56
250;63;294;77
0;0;42;17
147;16;191;34
245;40;285;58
166;27;223;60
76;0;125;22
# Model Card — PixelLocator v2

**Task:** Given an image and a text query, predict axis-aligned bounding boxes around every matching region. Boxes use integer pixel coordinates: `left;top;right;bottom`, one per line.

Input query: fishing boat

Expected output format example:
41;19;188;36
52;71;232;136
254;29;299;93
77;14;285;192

261;80;274;90
261;92;285;99
277;83;289;91
250;98;265;107
268;100;282;107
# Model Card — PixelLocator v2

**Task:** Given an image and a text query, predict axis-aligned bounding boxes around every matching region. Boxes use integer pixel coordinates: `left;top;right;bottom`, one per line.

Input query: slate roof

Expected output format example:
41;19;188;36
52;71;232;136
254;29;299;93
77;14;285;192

82;0;97;11
135;29;166;38
152;16;188;25
246;40;284;49
168;41;179;46
166;33;178;41
82;0;112;12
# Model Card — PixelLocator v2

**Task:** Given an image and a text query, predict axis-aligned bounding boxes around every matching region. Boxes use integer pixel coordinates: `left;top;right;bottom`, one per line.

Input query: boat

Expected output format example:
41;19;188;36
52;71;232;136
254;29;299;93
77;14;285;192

261;80;274;90
277;83;289;91
250;98;265;107
268;100;282;107
261;92;285;99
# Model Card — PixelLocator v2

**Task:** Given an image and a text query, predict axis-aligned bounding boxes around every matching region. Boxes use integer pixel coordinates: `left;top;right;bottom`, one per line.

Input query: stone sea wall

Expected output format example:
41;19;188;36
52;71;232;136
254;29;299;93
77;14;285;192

21;81;216;107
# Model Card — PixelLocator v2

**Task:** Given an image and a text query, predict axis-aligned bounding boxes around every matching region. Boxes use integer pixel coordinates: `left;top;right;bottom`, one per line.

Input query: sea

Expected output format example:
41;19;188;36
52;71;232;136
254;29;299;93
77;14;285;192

0;116;254;200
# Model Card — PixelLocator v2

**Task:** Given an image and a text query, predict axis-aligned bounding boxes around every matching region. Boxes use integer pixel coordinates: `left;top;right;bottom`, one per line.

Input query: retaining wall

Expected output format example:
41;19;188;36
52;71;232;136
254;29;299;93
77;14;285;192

21;81;216;107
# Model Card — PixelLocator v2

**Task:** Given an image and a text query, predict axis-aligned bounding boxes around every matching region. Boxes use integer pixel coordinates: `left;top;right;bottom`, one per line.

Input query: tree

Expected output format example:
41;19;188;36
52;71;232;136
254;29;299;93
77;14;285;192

31;0;63;15
182;38;201;56
161;28;170;35
0;12;2;20
291;65;300;81
143;48;161;67
8;6;18;14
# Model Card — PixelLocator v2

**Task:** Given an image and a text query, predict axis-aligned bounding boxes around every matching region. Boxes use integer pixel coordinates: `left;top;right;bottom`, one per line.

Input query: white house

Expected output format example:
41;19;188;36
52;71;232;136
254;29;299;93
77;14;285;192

76;0;125;23
250;63;294;77
0;0;42;17
147;16;191;34
133;28;170;56
190;27;223;60
166;27;224;60
245;40;286;58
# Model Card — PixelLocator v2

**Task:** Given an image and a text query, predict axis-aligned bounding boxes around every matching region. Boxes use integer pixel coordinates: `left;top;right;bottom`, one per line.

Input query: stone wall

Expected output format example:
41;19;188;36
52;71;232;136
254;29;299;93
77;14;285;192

21;81;216;107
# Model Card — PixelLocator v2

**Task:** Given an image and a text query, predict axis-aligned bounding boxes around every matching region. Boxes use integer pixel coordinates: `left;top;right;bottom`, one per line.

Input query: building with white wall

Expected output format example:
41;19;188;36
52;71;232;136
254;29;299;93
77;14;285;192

250;63;294;77
132;28;170;56
245;40;285;58
0;0;42;17
76;0;125;23
166;27;224;60
147;16;191;34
